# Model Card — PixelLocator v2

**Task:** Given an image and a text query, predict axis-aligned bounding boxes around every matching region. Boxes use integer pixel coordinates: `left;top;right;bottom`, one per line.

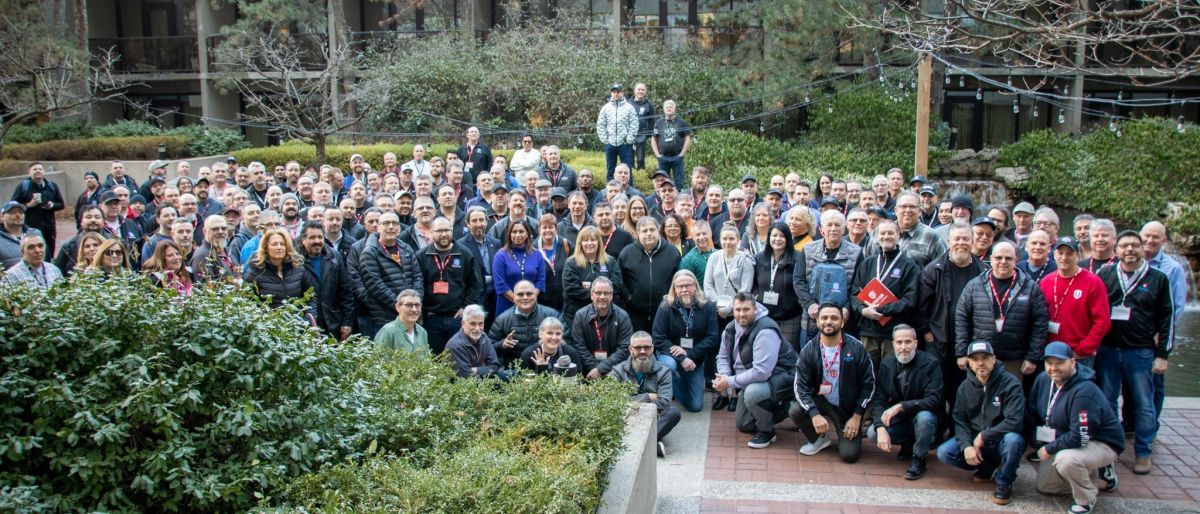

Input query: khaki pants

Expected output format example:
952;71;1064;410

1000;359;1024;378
860;336;893;373
1035;441;1118;506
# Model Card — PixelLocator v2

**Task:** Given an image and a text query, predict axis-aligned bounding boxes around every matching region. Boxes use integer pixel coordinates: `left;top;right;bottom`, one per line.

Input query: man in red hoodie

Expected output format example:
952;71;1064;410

1038;236;1111;368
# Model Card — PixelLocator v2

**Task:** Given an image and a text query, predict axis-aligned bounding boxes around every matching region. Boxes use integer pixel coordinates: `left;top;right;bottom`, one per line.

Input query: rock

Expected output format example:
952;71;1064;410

994;166;1029;187
937;149;976;176
1164;201;1190;222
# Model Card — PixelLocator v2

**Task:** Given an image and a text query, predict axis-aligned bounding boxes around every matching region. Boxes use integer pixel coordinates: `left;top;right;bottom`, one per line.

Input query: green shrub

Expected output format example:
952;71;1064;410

92;119;162;138
3;120;92;144
686;129;884;188
999;117;1200;230
166;125;250;156
2;136;191;161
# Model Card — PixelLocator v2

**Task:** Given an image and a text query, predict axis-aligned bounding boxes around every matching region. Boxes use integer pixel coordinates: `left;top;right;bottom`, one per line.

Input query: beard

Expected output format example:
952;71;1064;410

632;355;654;374
895;351;915;365
949;247;972;266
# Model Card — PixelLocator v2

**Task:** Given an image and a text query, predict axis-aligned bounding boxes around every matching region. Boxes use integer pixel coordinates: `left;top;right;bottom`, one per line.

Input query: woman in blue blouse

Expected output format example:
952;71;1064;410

492;219;545;315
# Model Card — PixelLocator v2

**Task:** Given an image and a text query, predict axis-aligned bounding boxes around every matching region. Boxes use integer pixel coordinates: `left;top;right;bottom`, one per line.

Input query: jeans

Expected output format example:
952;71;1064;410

1096;346;1157;456
633;138;648;170
357;314;380;340
790;397;864;463
424;313;461;355
735;381;782;434
870;410;939;457
657;354;706;413
937;432;1026;486
657;154;686;190
604;143;634;181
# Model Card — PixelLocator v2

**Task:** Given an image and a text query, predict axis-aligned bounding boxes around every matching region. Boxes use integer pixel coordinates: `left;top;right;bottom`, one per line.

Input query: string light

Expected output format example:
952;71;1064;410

1006;75;1013;86
1057;109;1066;124
959;76;965;88
1180;116;1187;133
1012;99;1020;114
976;88;982;100
1032;105;1039;118
826;103;833;113
944;75;951;85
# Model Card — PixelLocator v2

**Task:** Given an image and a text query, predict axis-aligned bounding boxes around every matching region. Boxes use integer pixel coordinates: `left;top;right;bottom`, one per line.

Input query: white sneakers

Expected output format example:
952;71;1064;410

799;434;831;456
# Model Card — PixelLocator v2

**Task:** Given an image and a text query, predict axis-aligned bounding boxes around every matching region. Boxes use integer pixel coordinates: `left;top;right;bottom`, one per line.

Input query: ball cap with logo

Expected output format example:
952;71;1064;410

967;341;995;357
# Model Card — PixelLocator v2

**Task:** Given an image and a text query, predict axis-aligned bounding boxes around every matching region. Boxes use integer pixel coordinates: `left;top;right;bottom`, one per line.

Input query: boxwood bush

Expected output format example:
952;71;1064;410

2;135;193;161
0;277;632;513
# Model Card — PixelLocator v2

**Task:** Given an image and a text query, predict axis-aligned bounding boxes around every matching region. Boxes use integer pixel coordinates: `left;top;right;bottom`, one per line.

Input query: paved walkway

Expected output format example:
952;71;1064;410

656;395;1200;513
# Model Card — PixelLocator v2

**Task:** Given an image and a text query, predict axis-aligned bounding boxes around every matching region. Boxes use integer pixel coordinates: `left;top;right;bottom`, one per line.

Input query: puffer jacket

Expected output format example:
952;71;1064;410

596;98;639;146
954;269;1049;362
487;304;564;364
617;239;682;320
243;259;314;310
359;233;424;327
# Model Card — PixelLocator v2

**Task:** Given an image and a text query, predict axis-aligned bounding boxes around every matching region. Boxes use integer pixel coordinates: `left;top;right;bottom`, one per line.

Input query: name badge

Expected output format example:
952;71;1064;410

762;291;779;306
1048;321;1061;334
995;319;1005;332
680;337;694;349
433;281;450;294
716;295;733;310
818;382;833;396
593;350;608;360
1111;306;1132;321
582;281;591;289
1036;425;1056;444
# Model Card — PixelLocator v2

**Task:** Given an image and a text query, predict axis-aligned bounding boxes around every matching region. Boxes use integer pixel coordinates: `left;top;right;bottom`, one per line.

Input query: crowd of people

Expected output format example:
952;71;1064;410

0;85;1186;514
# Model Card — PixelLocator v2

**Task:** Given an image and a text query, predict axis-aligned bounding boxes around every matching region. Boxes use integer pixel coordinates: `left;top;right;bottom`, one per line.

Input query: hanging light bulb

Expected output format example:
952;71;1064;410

1006;75;1013;86
1179;116;1187;133
1012;99;1020;114
826;103;833;114
1117;90;1123;102
976;88;982;100
804;92;810;104
759;121;765;133
576;135;583;147
1057;109;1066;124
1109;117;1117;132
1032;105;1039;118
729;111;735;121
1116;128;1122;138
959;76;965;88
944;75;951;85
910;80;917;90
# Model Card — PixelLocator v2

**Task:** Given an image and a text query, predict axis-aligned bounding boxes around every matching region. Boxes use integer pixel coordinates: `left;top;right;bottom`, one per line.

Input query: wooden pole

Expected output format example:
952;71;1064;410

914;53;932;175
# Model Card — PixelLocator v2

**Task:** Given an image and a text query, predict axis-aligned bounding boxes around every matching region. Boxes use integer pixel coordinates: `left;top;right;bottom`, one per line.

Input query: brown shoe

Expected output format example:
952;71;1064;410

1133;455;1152;475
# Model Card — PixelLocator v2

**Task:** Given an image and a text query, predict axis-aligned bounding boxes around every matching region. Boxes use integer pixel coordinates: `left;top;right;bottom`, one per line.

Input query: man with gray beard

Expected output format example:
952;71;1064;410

190;214;239;285
918;222;985;415
610;331;680;458
870;324;943;481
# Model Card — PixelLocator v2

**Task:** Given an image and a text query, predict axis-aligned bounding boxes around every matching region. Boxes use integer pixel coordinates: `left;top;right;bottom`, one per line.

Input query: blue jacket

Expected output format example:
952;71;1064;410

1026;365;1125;455
492;246;546;316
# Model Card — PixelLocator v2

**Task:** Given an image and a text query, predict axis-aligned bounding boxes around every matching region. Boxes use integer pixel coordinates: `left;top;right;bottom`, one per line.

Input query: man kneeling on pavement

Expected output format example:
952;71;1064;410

869;323;942;480
1027;341;1123;514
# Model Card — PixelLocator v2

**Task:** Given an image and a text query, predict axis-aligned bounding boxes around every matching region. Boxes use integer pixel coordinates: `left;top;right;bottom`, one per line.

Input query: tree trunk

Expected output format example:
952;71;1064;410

314;134;327;164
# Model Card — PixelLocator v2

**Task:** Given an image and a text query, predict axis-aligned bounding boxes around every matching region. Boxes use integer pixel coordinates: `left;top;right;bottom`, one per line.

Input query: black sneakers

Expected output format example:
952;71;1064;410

657;441;666;458
1099;464;1118;492
992;483;1013;505
904;457;927;480
712;395;730;411
747;431;777;449
973;466;996;483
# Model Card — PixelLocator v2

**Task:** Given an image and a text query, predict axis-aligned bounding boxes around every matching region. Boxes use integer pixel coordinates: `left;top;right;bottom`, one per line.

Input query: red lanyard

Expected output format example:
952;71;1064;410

433;253;451;280
593;319;607;348
989;271;1018;319
822;342;842;373
1050;273;1078;319
603;229;615;250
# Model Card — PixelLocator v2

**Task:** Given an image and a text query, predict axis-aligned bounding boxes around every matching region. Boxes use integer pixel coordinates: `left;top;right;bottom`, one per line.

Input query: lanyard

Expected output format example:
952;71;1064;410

989;271;1018;320
677;303;694;337
821;341;842;374
540;243;556;272
1046;382;1063;418
1117;262;1149;305
603;229;616;250
433;253;452;280
876;253;899;281
512;249;527;278
1050;273;1078;319
768;255;781;292
722;253;740;291
1089;255;1116;273
593;318;607;348
27;263;46;286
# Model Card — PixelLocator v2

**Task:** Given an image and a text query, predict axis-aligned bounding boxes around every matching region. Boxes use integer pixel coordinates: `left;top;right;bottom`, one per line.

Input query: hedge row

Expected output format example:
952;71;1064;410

1;121;248;160
0;277;631;512
2;135;193;161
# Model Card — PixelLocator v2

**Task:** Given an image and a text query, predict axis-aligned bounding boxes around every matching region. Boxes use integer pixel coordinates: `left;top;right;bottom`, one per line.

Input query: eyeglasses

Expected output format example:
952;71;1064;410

630;345;654;352
515;292;536;297
399;302;422;309
848;218;868;223
379;221;401;226
104;249;124;257
896;204;919;210
992;256;1015;261
1035;220;1058;227
592;291;612;297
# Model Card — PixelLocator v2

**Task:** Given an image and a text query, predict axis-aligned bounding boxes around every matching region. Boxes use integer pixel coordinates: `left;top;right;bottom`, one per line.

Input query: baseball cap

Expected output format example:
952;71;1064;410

100;191;121;204
492;183;510;193
148;176;167;186
148;160;170;172
972;216;997;229
2;201;25;213
919;185;937;196
535;179;552;189
1052;236;1080;252
400;163;415;172
551;187;568;200
765;188;784;198
740;174;758;184
659;178;677;189
610;83;623;91
350;153;365;162
967;341;994;357
1043;341;1074;361
129;194;147;205
1013;202;1036;215
819;197;840;208
195;176;211;187
395;190;413;199
223;205;241;215
909;175;927;185
652;169;671;179
226;156;238;163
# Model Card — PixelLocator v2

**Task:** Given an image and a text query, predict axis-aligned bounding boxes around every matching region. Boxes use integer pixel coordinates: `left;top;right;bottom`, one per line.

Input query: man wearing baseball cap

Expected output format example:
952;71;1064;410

0;201;40;270
1027;341;1123;514
937;340;1027;506
1037;236;1111;369
596;83;638;181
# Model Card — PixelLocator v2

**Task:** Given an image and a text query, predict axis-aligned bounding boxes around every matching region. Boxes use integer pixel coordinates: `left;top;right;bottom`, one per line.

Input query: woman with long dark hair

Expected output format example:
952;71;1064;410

492;218;545;315
753;222;804;346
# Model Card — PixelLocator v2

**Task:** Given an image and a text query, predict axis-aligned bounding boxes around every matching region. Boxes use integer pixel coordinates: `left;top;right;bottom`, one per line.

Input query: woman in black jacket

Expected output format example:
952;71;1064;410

562;226;624;326
243;229;313;310
753;222;804;348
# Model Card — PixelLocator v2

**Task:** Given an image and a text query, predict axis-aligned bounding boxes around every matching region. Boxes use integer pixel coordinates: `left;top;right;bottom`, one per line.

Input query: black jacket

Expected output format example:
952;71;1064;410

456;143;493;184
537;162;577;192
446;329;501;379
954;270;1050;362
752;249;804;320
569;303;634;374
535;237;572;314
359;234;424;327
1097;264;1175;359
918;253;986;355
871;350;943;432
651;299;719;364
1025;365;1125;455
617;239;682;319
11;178;65;230
561;255;624;325
488;304;564;364
795;335;876;418
327;233;357;264
416;243;484;316
243;259;314;310
519;343;585;374
601;227;635;259
344;236;371;316
953;362;1026;452
849;249;922;338
303;245;353;335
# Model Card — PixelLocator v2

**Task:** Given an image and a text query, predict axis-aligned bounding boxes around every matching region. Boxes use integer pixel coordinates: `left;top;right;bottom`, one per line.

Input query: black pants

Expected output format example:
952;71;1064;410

658;405;681;441
790;396;864;463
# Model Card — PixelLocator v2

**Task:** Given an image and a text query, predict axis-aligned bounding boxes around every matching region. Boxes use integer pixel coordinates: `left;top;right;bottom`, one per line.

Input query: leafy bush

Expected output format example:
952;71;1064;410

686;129;877;187
998;117;1200;230
91;119;162;138
2;136;191;160
166;125;250;156
3;120;92;144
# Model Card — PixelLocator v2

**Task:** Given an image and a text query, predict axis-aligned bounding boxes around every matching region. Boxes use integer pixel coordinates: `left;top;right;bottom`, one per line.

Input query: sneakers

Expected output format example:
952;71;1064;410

897;443;913;461
799;434;831;455
1133;455;1153;475
973;466;996;483
1026;449;1041;463
1068;503;1094;513
992;483;1013;505
657;441;667;458
747;431;776;449
1099;464;1118;492
904;456;927;480
712;395;730;411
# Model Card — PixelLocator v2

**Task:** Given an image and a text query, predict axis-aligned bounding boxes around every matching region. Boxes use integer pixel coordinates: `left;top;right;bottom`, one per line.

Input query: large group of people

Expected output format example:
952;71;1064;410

1;85;1186;514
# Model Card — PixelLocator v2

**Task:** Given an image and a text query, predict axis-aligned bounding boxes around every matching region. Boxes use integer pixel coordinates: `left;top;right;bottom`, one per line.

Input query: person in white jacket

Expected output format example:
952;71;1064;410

596;83;639;182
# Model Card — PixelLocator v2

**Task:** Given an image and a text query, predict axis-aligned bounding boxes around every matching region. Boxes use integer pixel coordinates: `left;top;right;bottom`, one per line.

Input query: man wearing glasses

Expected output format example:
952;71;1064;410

375;289;430;353
418;217;484;354
190;214;238;285
611;331;679;458
870;191;945;269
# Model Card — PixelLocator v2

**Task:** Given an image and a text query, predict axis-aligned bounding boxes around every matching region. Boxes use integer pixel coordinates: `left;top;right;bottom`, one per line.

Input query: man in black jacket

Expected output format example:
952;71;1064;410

936;341;1026;506
359;212;424;339
652;270;720;413
1028;342;1123;514
618;217;681;333
954;241;1049;384
918;221;986;414
791;303;875;463
849;219;921;371
489;280;564;366
458;207;503;328
298;222;352;340
570;277;634;378
11;162;65;255
418;217;484;354
447;305;506;379
1095;230;1174;475
870;324;942;480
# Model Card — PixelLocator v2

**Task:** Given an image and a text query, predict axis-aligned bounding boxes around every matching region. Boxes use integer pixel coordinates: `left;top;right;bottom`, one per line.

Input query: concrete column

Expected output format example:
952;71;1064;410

196;0;238;129
610;0;620;48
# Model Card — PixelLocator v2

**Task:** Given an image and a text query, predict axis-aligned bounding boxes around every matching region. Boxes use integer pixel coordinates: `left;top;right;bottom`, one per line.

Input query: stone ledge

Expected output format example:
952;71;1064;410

600;402;657;514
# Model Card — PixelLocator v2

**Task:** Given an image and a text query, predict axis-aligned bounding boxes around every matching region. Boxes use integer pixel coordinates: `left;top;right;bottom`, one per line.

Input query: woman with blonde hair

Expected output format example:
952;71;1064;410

242;229;313;309
562;226;624;326
623;195;650;234
68;231;106;277
786;206;815;251
87;239;132;278
143;239;194;295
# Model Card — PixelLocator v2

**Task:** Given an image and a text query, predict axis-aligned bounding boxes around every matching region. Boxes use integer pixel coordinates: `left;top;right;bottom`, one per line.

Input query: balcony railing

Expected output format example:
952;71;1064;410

90;36;199;73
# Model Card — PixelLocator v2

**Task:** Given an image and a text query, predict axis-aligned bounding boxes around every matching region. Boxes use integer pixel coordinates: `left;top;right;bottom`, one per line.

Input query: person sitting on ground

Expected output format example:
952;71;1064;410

520;317;584;374
610;331;681;459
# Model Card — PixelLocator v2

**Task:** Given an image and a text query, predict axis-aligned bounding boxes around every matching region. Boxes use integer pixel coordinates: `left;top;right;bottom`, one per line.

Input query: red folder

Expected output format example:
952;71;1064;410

856;277;897;325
